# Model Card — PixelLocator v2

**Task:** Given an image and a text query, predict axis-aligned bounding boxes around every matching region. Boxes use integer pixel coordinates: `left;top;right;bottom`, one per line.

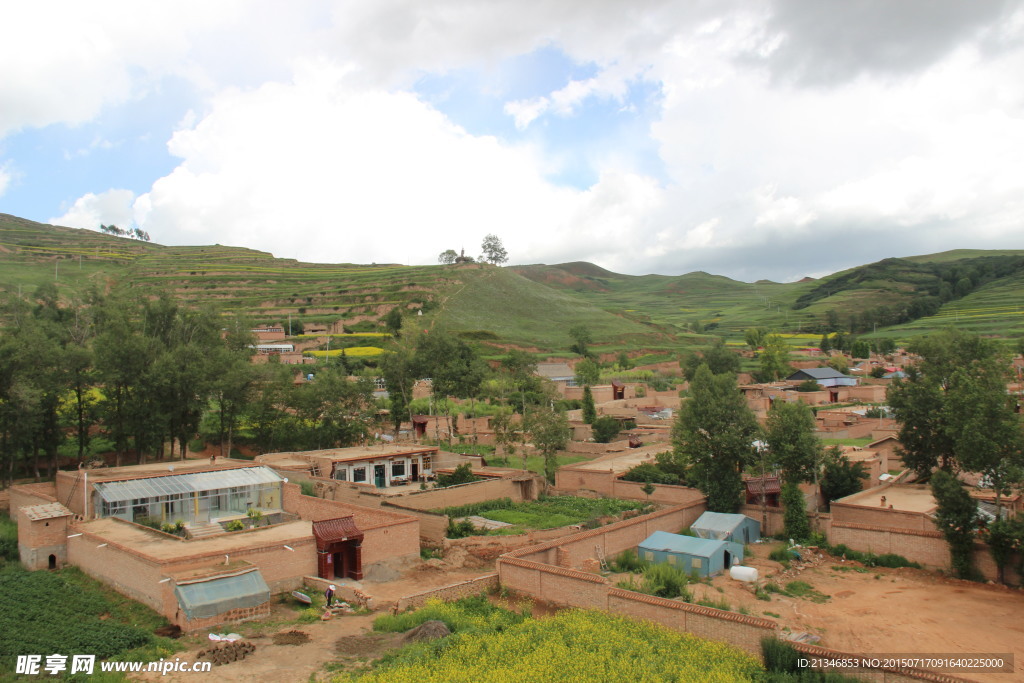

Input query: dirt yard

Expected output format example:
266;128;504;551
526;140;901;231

134;565;494;683
685;543;1024;682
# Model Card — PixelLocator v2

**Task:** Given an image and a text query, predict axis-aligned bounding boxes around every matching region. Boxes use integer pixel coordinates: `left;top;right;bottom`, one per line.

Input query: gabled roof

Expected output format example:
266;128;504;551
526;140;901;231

312;516;363;544
639;531;725;557
691;511;754;537
745;476;781;495
787;367;851;381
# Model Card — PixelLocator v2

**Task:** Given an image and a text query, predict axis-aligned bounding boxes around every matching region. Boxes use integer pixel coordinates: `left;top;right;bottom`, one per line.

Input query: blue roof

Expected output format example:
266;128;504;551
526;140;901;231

638;531;726;558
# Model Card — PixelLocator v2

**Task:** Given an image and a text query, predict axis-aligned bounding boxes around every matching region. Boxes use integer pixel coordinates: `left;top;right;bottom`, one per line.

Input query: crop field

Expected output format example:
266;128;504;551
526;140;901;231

0;564;180;671
358;597;761;682
438;496;646;531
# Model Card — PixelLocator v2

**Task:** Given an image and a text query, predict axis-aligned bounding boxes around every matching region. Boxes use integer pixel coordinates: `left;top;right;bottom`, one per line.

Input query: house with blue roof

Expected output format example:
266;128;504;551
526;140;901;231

690;511;761;545
637;530;743;578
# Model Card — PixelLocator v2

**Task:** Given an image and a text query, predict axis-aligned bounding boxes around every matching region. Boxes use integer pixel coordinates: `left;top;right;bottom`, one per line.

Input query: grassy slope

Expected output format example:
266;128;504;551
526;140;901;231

5;213;1024;347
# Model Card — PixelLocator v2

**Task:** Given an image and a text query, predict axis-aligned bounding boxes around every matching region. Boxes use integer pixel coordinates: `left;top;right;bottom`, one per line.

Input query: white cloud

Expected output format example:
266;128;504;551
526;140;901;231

108;60;675;272
0;163;12;198
50;189;136;231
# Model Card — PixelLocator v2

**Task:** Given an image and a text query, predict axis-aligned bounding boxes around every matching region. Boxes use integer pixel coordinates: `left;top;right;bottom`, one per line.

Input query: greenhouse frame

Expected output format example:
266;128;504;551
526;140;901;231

92;466;284;525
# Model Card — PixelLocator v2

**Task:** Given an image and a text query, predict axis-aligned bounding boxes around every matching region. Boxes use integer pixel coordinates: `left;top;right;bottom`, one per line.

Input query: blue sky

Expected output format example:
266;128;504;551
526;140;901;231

1;1;1023;281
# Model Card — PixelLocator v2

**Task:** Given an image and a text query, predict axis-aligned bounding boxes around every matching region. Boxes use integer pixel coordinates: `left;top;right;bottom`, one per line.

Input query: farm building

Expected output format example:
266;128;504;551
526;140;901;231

637;531;743;578
10;459;420;632
785;367;857;388
690;511;760;544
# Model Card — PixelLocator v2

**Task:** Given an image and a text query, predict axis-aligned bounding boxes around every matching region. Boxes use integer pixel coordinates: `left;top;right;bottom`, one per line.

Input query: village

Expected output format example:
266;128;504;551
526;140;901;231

4;322;1024;683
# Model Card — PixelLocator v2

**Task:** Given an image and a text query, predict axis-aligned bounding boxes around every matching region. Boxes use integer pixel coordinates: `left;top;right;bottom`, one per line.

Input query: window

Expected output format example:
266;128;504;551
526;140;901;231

352;467;367;483
334;468;348;482
391;461;406;477
421;455;432;471
667;555;676;565
643;551;654;562
691;557;702;569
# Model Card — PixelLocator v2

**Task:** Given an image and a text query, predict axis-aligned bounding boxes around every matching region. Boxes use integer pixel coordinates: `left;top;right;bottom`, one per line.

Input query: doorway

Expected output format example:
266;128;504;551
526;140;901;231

411;463;419;482
374;464;386;488
48;554;57;570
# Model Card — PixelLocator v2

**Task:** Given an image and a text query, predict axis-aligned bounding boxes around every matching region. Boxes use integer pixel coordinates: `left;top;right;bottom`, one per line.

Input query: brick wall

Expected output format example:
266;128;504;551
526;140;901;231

283;482;417;531
68;529;168;613
554;468;707;507
179;603;271;633
396;573;500;610
9;483;58;511
380;503;449;544
17;512;70;570
831;501;935;531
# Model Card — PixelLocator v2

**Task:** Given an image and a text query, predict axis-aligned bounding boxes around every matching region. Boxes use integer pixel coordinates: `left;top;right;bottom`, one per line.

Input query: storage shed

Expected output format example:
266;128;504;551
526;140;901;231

691;511;761;545
637;531;743;578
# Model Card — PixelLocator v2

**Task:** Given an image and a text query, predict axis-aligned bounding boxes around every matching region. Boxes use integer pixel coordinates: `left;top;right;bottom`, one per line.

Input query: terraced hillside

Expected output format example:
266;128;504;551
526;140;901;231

4;214;1024;348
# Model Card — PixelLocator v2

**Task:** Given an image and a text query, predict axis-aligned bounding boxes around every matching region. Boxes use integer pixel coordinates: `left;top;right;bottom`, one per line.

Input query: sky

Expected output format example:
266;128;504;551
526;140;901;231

1;1;1023;282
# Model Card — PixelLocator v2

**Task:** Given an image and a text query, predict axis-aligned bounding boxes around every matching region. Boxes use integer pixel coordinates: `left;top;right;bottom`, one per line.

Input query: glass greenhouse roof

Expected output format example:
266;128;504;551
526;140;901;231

93;467;283;504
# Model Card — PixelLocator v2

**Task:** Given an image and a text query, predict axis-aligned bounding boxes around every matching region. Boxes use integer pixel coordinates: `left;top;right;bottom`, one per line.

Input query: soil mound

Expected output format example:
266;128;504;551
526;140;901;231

402;620;451;643
272;630;311;645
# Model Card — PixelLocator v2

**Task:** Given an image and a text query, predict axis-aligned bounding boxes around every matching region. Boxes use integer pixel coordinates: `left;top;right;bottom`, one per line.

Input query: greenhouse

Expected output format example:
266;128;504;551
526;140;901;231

92;466;284;525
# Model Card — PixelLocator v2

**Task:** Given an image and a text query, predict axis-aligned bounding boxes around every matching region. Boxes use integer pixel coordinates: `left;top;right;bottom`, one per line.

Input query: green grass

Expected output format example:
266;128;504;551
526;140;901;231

439;496;646;532
486;454;588;473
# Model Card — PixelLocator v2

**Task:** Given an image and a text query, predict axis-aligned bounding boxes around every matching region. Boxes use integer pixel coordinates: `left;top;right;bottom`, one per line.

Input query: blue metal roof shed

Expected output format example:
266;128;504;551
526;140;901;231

637;531;743;578
691;511;761;544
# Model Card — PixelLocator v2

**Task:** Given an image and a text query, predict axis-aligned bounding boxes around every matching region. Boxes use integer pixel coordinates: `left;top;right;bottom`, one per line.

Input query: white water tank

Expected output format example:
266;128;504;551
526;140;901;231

729;565;758;582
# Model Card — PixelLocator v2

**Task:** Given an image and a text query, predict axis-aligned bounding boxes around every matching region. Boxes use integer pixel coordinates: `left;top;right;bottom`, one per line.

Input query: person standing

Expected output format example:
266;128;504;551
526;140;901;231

325;584;336;608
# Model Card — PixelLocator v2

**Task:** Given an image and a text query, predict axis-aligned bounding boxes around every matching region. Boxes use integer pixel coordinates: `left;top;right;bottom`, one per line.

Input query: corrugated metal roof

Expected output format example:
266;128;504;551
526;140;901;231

691;511;751;539
788;367;850;380
93;466;283;504
638;531;726;557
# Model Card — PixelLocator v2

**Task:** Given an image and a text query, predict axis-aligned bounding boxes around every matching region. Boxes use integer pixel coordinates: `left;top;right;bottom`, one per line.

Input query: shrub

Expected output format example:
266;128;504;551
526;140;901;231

225;520;244;532
768;546;793;565
609;548;649;573
436;463;480;488
591;416;622;443
300;481;315;496
621;463;677;485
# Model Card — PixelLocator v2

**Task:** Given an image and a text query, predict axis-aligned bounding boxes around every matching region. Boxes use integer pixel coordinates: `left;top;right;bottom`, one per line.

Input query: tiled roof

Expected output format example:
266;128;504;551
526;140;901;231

21;502;73;521
312;516;363;543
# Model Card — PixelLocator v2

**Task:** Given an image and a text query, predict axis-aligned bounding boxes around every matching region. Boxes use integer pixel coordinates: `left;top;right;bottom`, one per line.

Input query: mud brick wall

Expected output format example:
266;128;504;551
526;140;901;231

396;573;500;611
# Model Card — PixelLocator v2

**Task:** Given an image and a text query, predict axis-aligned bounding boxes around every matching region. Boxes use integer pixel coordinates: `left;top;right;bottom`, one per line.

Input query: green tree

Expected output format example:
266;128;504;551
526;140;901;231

850;339;871;359
617;351;632;370
591;416;621;443
672;365;759;512
568;325;593;359
574;358;600;388
819;446;868;509
984;517;1024;585
765;401;821;484
384;307;403;336
526;407;570;483
758;335;792;382
480;234;509;265
826;354;849;374
682;339;740;380
581;385;597;424
930;469;980;580
438;249;458;265
818;334;832;353
781;481;810;542
380;340;416;435
744;327;767;352
888;329;1024;483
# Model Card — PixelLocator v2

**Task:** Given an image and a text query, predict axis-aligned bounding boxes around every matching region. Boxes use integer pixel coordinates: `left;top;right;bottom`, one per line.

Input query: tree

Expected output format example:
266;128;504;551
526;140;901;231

819;446;868;509
819;334;833;353
983;517;1024;585
930;469;980;580
682;339;740;380
568;325;593;358
617;351;632;370
781;481;811;542
765;401;821;484
526;407;570;483
438;249;458;265
384;307;403;336
850;339;871;359
480;234;509;265
758;334;792;381
888;329;1024;485
622;463;677;485
574;358;600;388
795;379;822;392
436;463;479;488
591;416;621;443
745;327;767;352
380;341;416;435
581;385;596;424
826;354;849;374
672;365;759;512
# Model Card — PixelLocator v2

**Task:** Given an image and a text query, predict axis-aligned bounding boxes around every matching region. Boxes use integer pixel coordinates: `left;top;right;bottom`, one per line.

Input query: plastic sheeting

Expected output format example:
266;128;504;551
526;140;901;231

174;570;270;620
94;467;283;504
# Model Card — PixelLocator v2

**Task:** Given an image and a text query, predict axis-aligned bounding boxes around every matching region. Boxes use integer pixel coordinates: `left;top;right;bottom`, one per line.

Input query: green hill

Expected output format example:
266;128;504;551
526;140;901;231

3;213;1024;349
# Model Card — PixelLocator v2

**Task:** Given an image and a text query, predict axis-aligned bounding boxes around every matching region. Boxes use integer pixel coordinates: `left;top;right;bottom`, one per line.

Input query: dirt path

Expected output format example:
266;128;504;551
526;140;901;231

134;566;495;683
691;545;1024;682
